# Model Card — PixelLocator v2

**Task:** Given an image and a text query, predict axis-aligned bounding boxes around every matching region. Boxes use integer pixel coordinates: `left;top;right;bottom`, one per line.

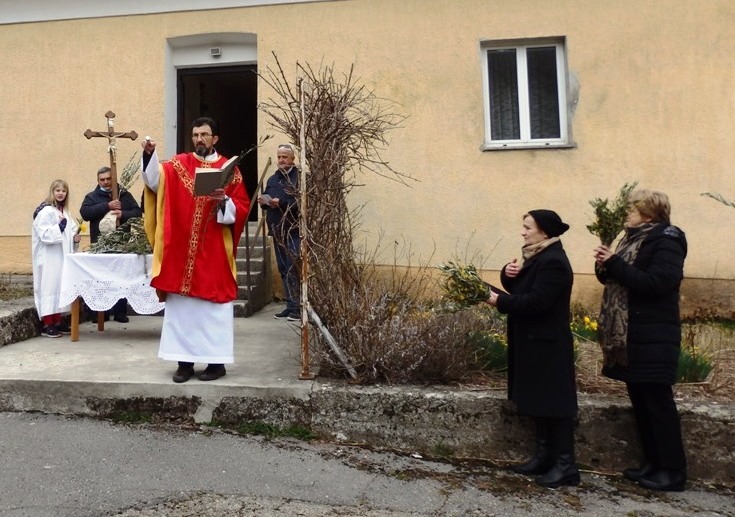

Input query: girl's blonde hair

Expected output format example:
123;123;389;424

44;179;70;208
630;188;671;224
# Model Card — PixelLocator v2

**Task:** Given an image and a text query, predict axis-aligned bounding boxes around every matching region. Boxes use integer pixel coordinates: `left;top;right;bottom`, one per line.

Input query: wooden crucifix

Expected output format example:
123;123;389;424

84;111;138;200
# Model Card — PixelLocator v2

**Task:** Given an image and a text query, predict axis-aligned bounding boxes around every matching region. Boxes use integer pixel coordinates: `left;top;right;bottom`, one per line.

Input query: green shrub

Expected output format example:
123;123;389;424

677;322;715;383
677;345;713;383
468;330;508;373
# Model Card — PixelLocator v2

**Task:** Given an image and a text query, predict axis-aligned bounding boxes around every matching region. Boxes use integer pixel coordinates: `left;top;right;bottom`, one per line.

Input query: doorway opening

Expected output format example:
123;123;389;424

177;65;258;215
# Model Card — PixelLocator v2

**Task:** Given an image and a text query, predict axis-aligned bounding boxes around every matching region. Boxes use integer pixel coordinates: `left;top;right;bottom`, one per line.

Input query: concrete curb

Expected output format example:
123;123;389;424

1;298;733;486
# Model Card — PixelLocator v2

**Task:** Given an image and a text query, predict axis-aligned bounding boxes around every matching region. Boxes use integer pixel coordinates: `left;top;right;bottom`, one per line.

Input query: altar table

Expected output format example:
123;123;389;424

59;253;165;341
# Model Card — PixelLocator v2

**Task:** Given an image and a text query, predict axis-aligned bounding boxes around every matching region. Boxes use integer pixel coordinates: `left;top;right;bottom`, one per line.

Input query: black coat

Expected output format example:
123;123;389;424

596;224;687;385
496;241;578;418
79;186;142;243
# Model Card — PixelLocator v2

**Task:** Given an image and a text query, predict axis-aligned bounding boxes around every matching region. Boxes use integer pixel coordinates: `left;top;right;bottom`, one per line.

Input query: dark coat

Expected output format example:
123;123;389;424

496;241;578;418
596;224;687;385
79;186;142;243
261;166;299;238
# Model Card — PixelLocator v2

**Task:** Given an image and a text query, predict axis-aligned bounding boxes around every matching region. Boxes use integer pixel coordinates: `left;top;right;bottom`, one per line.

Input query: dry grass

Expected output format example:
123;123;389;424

310;261;508;384
0;275;33;301
676;322;735;402
572;322;735;402
574;339;629;398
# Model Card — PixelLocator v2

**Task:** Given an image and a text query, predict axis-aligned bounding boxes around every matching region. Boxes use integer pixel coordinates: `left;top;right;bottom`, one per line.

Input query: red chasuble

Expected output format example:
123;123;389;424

144;152;250;303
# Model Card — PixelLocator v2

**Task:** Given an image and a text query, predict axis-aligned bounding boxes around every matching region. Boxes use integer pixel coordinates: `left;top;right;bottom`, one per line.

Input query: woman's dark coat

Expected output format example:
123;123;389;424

596;224;687;385
496;241;578;418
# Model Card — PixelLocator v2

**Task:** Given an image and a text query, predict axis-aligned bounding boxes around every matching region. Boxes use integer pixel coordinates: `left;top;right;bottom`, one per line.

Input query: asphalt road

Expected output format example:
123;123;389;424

1;413;732;517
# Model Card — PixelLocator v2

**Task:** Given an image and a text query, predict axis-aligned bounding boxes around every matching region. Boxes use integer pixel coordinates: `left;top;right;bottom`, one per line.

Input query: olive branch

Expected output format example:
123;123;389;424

437;261;490;308
586;181;638;246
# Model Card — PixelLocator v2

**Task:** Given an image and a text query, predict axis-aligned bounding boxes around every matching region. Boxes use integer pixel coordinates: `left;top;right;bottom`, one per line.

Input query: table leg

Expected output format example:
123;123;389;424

97;311;105;332
71;298;80;342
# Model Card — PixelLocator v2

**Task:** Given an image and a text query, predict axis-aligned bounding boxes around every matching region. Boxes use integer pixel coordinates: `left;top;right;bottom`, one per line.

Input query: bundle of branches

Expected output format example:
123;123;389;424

586;181;638;246
261;55;505;383
259;55;407;314
437;261;490;309
118;151;141;194
87;217;152;254
260;55;407;379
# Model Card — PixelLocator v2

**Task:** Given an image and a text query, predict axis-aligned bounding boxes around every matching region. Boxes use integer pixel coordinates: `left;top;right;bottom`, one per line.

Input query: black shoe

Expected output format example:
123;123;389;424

172;365;195;383
638;469;686;492
623;463;655;482
511;454;555;475
274;308;291;319
41;326;61;338
198;364;226;381
510;438;553;475
56;324;72;335
114;314;129;323
286;312;300;322
535;455;581;488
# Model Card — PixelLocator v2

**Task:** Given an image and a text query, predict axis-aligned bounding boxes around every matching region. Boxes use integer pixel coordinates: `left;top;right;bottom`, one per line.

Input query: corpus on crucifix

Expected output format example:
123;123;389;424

84;111;138;201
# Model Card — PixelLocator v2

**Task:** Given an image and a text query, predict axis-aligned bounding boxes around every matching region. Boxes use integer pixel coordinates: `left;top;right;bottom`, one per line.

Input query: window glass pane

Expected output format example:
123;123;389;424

487;49;520;140
527;47;560;139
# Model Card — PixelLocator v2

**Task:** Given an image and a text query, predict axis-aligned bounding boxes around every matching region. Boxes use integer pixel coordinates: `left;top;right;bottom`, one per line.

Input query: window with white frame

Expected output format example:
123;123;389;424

481;39;569;149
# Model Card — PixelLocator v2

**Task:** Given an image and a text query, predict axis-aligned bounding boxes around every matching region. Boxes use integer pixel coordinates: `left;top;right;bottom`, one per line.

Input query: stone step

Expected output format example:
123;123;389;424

236;272;265;289
236;257;266;271
237;285;257;300
233;220;272;316
233;300;250;317
236;245;266;259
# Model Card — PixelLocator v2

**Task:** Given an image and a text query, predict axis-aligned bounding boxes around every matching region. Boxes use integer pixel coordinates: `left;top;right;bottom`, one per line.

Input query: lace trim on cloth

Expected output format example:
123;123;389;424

59;253;165;314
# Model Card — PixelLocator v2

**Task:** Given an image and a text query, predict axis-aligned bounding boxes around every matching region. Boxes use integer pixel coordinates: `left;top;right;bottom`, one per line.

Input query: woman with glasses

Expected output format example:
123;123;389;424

593;189;688;492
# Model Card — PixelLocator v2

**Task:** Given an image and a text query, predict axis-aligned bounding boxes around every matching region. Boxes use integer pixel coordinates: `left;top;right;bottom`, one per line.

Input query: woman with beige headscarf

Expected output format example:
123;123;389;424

487;209;579;488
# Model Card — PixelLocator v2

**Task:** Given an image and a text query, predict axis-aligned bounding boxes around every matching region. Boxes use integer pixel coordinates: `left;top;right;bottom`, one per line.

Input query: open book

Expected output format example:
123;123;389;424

194;154;242;196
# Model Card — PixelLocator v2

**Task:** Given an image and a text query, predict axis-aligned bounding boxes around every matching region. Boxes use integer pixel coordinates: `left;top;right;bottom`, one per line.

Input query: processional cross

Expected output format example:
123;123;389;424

84;111;138;200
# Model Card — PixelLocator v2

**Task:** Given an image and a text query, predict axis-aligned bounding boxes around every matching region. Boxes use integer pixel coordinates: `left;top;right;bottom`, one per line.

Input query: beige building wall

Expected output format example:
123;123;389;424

1;0;733;313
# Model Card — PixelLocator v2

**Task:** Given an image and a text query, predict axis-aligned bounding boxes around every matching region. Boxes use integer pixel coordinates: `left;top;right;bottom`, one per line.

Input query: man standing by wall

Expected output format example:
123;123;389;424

80;166;142;322
141;117;250;383
258;144;301;322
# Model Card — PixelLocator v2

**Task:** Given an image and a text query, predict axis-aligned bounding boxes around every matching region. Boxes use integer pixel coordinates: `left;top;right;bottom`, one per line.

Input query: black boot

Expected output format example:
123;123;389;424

536;453;581;488
173;362;195;383
536;417;580;488
198;363;226;381
511;418;554;475
638;469;686;492
623;463;656;482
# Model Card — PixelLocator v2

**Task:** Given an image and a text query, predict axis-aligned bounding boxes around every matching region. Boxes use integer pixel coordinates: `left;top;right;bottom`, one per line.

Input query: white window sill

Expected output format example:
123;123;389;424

482;142;576;151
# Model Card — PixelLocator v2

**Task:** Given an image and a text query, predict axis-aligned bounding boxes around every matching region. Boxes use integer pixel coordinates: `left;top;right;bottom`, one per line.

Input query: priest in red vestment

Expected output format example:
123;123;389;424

141;117;250;383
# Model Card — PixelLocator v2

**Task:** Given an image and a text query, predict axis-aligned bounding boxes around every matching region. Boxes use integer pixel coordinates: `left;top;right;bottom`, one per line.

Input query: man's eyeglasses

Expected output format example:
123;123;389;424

192;132;213;139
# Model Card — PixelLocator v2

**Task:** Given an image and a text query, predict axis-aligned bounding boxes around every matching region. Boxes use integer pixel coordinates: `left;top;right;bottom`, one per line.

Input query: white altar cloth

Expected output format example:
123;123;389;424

59;253;165;314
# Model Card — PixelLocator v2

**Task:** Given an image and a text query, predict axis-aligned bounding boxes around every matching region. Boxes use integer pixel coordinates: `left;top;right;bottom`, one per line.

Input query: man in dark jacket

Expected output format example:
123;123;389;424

79;166;142;322
257;144;300;321
80;166;142;243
